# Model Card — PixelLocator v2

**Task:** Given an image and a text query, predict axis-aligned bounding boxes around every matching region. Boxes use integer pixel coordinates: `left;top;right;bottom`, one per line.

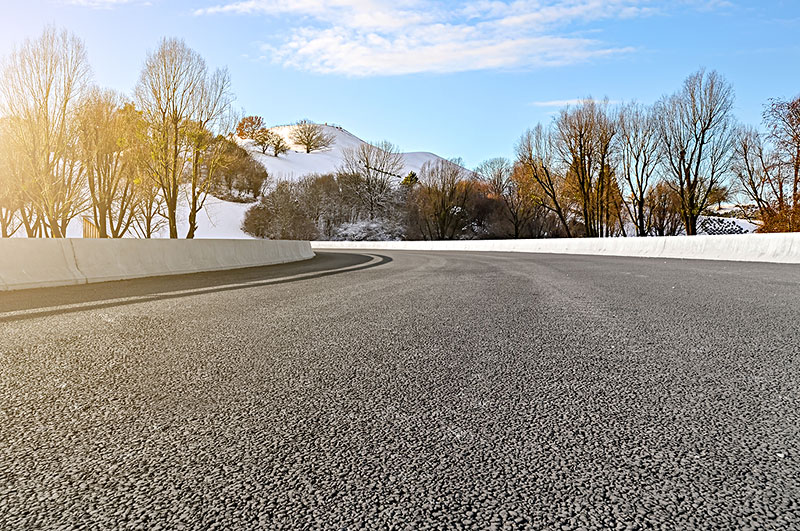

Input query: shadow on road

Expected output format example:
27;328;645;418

0;251;391;323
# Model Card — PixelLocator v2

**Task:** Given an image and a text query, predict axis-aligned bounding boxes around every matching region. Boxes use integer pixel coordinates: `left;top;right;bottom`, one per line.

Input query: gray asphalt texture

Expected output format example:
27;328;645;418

1;250;799;530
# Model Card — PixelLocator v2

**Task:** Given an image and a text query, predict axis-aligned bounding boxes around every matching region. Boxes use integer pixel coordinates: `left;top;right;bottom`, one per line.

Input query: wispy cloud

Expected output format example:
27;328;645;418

195;0;727;76
529;98;621;107
530;99;589;107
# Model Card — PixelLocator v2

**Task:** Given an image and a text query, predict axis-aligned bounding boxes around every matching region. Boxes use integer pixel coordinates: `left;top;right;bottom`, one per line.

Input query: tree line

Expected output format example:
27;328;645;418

243;70;799;241
0;27;269;239
1;27;797;240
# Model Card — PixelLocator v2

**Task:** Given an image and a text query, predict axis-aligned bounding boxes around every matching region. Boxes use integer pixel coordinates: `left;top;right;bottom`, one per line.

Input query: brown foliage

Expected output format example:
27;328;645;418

236;115;264;139
410;159;473;240
734;96;800;232
647;180;683;236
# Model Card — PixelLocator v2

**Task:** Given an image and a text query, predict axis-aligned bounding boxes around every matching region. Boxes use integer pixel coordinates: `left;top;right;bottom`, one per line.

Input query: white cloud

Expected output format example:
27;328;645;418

195;0;724;76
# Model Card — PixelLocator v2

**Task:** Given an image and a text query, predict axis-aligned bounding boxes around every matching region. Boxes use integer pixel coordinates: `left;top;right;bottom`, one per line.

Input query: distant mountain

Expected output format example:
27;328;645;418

240;124;451;181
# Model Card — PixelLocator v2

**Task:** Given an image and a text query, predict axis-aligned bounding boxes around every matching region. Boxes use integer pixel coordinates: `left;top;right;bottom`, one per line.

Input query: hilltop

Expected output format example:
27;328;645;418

240;124;450;182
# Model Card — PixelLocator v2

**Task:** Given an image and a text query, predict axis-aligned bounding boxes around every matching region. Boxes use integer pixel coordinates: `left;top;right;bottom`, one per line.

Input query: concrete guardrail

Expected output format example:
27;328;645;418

0;239;314;291
312;233;800;264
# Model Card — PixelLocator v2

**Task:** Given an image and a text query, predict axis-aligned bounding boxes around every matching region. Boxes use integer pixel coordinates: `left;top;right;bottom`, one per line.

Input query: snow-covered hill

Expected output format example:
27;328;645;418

242;124;449;181
60;124;453;239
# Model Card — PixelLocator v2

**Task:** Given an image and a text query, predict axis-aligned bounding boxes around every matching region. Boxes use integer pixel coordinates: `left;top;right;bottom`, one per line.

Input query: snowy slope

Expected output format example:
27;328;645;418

65;191;254;239
243;124;450;181
58;124;452;239
177;194;252;239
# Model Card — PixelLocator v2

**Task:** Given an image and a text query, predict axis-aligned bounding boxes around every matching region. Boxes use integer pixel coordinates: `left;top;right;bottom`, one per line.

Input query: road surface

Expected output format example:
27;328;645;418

1;250;799;529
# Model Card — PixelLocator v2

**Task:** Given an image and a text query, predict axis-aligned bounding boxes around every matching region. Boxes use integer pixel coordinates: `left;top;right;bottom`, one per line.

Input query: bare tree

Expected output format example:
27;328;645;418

185;67;235;239
270;132;290;157
135;37;205;238
765;97;800;197
0;27;91;237
554;98;617;237
0;119;22;237
734;127;774;215
132;174;167;238
77;89;141;237
413;158;473;240
758;96;800;231
617;102;661;236
338;140;404;220
516;125;573;237
253;129;289;156
290;120;335;153
476;157;542;238
647;180;683;236
656;70;736;235
252;128;271;154
734;123;798;232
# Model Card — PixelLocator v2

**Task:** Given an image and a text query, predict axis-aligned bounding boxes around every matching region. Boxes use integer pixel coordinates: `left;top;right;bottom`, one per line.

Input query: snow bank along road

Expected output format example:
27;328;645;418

1;250;798;529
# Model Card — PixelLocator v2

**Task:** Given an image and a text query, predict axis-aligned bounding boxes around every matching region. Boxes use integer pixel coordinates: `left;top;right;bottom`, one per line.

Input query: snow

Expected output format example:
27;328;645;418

65;190;254;239
332;220;403;241
243;124;450;181
177;194;252;239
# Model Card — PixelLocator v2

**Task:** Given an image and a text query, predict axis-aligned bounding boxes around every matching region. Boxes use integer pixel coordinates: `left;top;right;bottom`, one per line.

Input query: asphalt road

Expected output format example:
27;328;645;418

1;250;799;530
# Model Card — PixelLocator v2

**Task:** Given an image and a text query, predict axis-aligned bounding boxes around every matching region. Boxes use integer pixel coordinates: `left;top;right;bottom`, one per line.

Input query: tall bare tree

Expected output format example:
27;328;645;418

516;125;573;237
734;127;776;216
0;119;22;237
734;122;798;232
554;98;617;237
656;70;736;235
185;67;235;239
77;89;141;238
338;140;404;220
0;27;91;237
135;37;205;238
765;97;800;196
413;158;473;240
476;157;542;238
290;120;335;153
760;96;800;231
617;102;661;236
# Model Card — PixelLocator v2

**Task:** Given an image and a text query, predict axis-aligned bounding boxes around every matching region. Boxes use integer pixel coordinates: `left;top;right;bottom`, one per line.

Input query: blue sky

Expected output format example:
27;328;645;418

2;0;799;168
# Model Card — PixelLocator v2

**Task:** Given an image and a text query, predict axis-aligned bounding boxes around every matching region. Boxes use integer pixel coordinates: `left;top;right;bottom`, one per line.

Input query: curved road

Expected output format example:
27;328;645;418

1;251;799;529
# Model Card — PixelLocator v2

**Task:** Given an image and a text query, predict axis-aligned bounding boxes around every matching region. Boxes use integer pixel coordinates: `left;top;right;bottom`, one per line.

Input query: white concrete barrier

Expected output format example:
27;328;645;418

0;239;86;290
0;239;314;291
311;233;800;264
